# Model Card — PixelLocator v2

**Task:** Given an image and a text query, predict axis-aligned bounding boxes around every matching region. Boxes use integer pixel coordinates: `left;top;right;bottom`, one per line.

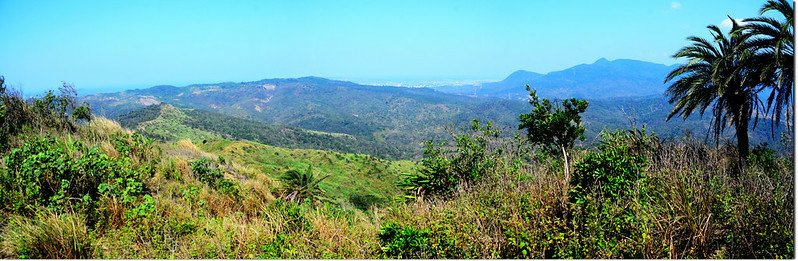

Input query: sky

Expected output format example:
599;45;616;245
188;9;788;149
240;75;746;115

0;0;769;95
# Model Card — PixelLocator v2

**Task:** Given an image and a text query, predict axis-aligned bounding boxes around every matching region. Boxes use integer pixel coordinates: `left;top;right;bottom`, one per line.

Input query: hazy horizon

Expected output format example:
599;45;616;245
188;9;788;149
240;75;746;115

1;0;763;94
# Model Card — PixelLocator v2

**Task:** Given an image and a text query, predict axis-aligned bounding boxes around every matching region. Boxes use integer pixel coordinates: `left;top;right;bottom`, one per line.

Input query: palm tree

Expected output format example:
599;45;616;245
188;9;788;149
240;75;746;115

665;20;762;170
740;0;794;131
278;165;331;204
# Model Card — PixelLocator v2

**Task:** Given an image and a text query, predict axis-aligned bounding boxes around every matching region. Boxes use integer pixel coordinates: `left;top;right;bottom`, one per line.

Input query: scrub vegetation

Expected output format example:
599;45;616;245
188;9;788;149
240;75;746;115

0;0;793;258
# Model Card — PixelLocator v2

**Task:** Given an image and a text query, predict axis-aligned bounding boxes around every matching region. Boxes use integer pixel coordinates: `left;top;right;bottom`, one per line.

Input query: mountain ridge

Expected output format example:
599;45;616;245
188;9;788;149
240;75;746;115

84;77;529;159
433;58;680;99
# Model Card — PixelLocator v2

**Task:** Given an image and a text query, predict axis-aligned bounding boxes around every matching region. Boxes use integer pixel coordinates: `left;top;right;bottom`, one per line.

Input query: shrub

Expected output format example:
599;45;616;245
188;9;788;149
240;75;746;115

259;233;294;259
378;222;433;259
569;130;650;203
125;194;156;220
561;129;654;258
1;135;154;228
0;76;30;151
2;137;105;215
71;102;92;122
191;158;224;188
747;144;779;176
348;193;385;211
190;158;240;197
400;120;500;198
0;78;93;151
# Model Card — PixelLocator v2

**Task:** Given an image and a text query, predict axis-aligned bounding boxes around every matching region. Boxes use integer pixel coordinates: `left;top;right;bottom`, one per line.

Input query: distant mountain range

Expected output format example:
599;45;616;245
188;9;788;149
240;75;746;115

82;58;786;159
434;58;679;99
85;76;529;159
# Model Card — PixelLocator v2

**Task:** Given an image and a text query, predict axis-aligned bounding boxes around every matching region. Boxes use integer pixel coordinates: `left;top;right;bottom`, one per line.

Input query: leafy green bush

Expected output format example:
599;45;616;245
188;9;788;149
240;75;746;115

190;158;239;196
570;130;649;203
125;194;155;220
379;222;433;259
1;135;153;226
259;233;295;259
503;229;535;258
3;137;100;215
71;103;92;122
348;193;385;211
191;158;224;187
562;129;653;258
747;144;781;177
400;120;500;198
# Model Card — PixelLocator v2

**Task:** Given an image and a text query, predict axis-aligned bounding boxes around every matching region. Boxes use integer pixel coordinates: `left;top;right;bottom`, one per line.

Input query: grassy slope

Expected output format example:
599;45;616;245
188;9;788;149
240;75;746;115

131;104;222;143
200;139;416;204
117;103;417;204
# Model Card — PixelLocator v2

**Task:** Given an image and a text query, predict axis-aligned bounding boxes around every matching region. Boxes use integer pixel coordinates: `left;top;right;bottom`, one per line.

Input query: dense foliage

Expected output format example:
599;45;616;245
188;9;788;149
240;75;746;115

569;129;653;203
399;120;502;198
190;158;239;196
0;78;92;151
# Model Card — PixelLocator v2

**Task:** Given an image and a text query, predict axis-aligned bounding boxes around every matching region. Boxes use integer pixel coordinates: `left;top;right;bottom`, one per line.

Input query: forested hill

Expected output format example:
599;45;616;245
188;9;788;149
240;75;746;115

117;103;412;159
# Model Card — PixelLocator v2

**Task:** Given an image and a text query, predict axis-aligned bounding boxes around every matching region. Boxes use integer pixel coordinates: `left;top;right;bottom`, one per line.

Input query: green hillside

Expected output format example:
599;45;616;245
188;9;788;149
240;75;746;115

199;139;415;208
117;103;417;207
118;103;410;159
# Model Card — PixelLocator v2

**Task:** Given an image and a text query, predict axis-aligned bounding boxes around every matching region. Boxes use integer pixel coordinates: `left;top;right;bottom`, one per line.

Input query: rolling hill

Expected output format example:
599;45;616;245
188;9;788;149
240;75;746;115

117;103;410;159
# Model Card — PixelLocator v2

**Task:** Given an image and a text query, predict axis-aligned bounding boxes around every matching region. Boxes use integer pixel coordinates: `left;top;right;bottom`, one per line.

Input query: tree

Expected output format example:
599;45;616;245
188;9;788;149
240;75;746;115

665;21;761;171
519;86;588;183
740;0;794;131
0;76;30;151
72;102;92;122
278;165;330;205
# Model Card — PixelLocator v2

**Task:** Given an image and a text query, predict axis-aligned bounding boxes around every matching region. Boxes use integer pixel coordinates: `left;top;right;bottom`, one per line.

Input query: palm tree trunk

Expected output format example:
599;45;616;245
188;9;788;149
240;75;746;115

735;110;750;175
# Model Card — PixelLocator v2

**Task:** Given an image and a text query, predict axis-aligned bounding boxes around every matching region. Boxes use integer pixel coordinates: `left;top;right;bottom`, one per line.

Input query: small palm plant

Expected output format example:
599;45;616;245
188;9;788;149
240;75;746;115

278;165;331;205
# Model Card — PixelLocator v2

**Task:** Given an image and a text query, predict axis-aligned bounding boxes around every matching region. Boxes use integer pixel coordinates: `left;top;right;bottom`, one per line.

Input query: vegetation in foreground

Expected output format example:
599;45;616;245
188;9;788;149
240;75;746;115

0;73;793;259
0;1;794;258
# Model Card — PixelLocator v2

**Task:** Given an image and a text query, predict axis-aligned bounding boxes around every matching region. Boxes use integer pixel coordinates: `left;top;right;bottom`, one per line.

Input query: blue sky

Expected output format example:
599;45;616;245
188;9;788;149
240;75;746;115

0;0;767;94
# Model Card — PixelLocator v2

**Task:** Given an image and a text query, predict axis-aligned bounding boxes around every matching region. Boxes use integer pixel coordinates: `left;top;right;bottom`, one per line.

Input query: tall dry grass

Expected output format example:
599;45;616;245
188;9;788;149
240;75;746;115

380;134;793;259
0;211;93;259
